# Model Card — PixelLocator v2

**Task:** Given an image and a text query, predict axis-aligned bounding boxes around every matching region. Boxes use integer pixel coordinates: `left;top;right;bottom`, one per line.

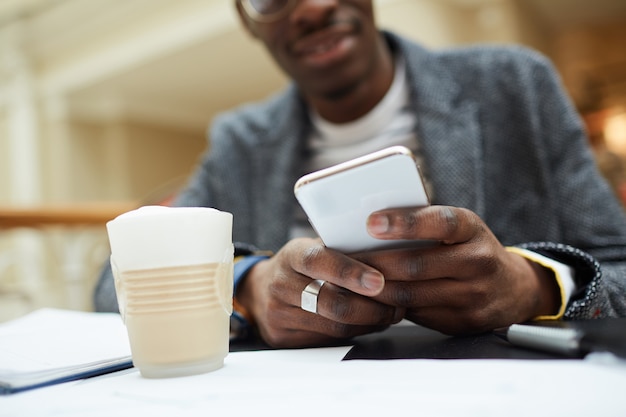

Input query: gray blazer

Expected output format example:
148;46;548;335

95;32;626;321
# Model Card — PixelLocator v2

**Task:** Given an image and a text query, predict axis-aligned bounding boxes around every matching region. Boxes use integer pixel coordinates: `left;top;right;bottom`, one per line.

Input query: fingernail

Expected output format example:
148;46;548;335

367;213;389;235
361;271;384;293
392;308;405;324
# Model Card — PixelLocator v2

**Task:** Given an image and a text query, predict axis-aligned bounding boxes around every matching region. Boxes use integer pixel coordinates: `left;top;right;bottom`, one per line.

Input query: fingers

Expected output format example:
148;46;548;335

281;239;404;325
403;303;511;336
261;308;390;348
360;206;503;284
367;205;486;245
287;238;385;296
373;276;489;310
259;281;402;348
270;270;402;326
303;280;403;325
353;241;499;285
248;238;405;348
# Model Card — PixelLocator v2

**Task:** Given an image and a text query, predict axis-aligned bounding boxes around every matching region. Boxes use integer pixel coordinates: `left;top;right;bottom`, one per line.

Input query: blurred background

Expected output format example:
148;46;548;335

1;0;626;322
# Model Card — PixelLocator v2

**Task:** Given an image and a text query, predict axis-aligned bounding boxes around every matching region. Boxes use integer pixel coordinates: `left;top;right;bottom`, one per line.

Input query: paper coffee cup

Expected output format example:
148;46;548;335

107;206;234;378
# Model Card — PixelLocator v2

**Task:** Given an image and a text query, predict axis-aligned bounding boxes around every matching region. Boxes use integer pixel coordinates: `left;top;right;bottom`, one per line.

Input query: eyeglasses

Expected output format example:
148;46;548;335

239;0;297;23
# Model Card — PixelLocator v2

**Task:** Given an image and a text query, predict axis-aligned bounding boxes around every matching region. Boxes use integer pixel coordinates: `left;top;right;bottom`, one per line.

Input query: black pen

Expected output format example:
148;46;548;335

494;324;592;357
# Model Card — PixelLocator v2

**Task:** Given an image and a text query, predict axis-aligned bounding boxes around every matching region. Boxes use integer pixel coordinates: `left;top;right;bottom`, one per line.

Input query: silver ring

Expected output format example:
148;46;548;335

301;279;325;314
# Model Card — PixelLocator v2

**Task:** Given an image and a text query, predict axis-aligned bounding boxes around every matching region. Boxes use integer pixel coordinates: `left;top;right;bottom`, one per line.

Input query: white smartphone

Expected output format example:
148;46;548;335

294;145;432;253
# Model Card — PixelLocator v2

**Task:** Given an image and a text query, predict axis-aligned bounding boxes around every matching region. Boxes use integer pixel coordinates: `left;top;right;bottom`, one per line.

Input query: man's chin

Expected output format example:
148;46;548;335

320;81;360;101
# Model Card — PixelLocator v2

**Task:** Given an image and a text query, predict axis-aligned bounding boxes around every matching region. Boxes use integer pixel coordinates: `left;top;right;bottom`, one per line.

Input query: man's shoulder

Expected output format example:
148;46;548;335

389;31;553;76
212;86;301;134
437;43;552;72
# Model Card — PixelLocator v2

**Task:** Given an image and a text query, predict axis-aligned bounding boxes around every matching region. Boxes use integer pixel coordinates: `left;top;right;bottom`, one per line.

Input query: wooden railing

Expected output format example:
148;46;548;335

0;202;138;229
0;202;138;321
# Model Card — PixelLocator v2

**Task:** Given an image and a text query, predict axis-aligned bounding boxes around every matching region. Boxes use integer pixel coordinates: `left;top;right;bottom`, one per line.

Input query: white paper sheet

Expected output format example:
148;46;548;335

2;346;626;416
0;308;131;372
1;309;625;417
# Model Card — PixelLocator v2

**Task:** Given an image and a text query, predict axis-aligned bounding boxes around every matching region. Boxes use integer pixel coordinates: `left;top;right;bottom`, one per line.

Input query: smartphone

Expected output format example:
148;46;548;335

294;146;432;253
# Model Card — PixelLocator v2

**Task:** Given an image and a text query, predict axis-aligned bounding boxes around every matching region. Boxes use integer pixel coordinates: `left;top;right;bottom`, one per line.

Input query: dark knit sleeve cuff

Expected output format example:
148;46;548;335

515;242;602;319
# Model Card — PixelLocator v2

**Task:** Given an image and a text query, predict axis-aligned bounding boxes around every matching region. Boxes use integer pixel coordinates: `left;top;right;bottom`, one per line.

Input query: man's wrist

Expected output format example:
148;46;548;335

230;254;270;340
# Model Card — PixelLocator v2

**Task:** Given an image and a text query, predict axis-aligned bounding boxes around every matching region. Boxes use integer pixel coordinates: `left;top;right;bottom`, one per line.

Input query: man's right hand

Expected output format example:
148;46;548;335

235;237;404;348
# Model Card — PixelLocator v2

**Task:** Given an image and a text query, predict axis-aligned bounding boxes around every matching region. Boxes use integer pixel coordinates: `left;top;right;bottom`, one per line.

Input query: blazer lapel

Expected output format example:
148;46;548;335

396;35;484;217
418;99;483;216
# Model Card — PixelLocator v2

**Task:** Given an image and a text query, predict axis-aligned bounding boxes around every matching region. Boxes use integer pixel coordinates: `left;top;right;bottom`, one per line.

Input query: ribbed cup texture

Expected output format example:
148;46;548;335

119;263;226;315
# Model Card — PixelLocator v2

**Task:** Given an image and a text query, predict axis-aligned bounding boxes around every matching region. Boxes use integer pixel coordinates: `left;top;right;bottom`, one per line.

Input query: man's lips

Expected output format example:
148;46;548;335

290;22;356;65
298;35;342;56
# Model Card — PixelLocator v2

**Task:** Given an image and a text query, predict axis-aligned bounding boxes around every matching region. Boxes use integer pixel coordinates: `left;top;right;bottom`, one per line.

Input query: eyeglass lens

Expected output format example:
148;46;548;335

248;0;290;15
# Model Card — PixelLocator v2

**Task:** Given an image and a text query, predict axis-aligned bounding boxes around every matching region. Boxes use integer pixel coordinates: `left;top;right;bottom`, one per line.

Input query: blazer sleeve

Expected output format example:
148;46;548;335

517;53;626;319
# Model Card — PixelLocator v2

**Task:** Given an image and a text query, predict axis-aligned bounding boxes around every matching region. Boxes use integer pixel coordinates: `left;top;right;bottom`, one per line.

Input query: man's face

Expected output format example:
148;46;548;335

237;0;382;100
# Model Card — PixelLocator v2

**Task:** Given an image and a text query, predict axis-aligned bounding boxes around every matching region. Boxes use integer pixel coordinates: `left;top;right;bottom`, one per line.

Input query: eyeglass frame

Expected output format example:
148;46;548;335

238;0;297;23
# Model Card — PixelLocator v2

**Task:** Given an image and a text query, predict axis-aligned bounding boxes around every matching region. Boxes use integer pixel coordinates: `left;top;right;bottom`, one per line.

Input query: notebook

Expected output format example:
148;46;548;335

0;308;133;395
